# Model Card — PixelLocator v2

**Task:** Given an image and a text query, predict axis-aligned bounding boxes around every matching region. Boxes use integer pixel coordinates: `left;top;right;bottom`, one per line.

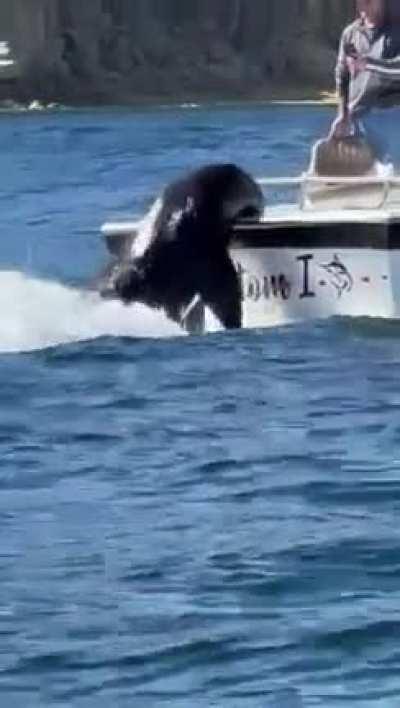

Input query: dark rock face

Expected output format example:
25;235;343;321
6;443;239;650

1;0;354;103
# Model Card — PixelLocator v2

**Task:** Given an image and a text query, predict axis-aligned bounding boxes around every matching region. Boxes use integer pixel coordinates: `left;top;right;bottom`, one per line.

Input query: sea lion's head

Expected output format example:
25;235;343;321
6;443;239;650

113;262;147;304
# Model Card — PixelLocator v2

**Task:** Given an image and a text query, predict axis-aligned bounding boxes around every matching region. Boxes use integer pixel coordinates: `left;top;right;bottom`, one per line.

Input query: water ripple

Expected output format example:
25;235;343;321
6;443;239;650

1;105;400;706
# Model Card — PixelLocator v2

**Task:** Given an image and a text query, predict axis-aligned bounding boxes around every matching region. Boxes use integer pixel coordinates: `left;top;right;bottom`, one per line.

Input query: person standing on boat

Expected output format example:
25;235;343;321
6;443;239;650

331;0;400;163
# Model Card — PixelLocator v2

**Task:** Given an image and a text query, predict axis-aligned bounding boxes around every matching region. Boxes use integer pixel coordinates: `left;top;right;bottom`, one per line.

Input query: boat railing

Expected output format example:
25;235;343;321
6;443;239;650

101;173;400;240
258;173;400;210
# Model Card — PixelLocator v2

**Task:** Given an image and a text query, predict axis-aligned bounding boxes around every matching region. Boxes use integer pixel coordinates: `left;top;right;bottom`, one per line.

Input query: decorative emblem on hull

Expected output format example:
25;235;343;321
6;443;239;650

319;254;354;298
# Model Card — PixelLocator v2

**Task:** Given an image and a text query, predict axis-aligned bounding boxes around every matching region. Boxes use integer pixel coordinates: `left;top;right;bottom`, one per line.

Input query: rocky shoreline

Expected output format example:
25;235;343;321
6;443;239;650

0;0;351;110
0;90;338;114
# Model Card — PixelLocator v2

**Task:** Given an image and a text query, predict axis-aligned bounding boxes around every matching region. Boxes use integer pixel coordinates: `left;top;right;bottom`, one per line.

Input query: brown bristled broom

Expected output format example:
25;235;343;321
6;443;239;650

310;41;379;177
309;134;378;177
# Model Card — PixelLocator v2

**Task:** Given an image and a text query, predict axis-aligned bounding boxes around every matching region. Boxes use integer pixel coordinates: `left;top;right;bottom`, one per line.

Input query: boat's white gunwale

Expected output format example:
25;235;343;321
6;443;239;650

100;173;400;236
101;209;400;237
236;205;400;226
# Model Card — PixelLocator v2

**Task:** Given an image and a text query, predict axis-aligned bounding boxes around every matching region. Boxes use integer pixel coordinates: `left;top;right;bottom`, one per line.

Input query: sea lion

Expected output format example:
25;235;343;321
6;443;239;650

103;163;263;331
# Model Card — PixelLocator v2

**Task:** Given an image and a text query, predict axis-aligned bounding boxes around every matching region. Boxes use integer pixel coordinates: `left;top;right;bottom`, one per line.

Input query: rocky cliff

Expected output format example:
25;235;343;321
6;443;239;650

1;0;354;104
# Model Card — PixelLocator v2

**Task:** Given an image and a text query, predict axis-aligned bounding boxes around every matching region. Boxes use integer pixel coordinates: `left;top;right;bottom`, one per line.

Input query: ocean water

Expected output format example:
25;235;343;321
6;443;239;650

2;104;400;707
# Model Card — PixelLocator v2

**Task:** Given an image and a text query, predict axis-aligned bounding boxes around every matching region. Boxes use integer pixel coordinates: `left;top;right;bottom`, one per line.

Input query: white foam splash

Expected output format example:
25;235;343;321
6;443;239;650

204;307;224;334
0;271;183;354
180;103;201;109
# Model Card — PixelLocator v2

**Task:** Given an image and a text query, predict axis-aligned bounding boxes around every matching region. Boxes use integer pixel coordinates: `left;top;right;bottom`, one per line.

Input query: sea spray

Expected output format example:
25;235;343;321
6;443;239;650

0;271;183;353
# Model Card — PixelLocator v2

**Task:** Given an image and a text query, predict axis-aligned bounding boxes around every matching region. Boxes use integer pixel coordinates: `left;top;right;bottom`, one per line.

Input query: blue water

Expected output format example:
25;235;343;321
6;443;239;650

2;104;400;707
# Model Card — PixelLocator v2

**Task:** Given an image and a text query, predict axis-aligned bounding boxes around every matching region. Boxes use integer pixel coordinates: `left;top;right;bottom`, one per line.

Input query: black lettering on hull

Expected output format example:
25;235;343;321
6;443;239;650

297;254;316;299
236;262;292;302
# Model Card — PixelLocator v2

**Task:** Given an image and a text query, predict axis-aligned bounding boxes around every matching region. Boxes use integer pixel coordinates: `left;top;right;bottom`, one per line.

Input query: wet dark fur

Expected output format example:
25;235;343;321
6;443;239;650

107;164;263;329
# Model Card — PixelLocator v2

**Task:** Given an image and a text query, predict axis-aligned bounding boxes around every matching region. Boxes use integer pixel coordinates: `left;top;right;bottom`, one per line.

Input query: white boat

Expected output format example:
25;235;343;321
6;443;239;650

101;171;400;330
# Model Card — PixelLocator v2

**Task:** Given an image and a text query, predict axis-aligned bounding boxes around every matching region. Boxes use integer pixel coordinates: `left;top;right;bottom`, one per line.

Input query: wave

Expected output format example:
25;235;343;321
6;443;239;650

0;271;183;354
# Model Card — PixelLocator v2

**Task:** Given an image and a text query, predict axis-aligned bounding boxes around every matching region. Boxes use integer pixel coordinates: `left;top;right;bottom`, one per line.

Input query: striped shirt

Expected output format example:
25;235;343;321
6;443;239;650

336;19;400;116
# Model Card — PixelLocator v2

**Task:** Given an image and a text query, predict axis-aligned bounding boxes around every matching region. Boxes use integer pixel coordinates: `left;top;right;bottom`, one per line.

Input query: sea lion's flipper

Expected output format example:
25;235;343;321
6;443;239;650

180;293;205;335
199;252;242;330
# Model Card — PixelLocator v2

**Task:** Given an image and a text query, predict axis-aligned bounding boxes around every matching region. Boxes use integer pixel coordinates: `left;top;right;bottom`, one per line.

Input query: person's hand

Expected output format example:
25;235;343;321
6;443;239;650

346;54;367;77
344;42;358;59
343;42;368;76
329;113;352;139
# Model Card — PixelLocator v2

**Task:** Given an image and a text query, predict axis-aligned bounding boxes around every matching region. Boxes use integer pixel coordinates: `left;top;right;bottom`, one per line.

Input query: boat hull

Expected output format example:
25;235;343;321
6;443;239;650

234;246;398;328
100;177;400;331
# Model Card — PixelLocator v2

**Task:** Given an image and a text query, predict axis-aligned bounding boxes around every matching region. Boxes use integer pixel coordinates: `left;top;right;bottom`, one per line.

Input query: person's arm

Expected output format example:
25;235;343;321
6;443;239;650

330;28;353;136
364;54;400;77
